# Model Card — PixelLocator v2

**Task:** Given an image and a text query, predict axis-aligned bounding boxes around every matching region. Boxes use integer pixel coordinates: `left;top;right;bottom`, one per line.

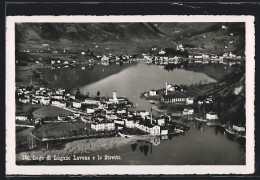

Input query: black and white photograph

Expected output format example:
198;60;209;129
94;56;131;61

6;15;255;175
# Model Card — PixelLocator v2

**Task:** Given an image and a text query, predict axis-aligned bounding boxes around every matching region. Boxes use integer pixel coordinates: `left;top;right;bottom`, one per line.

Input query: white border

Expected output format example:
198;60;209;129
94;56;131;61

6;15;255;175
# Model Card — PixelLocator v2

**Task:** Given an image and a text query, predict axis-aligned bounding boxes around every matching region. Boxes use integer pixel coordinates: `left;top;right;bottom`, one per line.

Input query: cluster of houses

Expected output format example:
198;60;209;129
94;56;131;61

99;54;145;66
50;59;77;69
16;86;173;136
188;52;243;65
143;51;244;67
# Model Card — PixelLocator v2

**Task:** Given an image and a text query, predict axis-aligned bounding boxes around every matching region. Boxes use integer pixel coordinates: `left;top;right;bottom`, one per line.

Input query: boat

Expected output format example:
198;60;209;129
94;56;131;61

149;100;156;104
194;117;207;122
206;122;216;127
118;132;133;138
225;128;246;138
174;128;184;134
161;135;168;140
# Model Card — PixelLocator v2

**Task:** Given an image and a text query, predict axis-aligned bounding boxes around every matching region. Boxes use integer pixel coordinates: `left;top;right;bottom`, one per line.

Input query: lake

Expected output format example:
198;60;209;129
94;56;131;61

17;61;245;165
75;62;216;112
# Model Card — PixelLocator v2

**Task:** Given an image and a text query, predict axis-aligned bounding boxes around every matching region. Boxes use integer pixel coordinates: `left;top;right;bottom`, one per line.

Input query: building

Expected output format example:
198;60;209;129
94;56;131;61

186;97;194;105
86;108;95;114
155;118;165;126
202;54;210;59
73;101;82;109
161;93;187;104
70;95;76;100
117;109;126;114
58;115;66;121
73;113;80;118
159;49;166;55
18;98;30;104
84;99;100;105
139;111;150;118
51;95;64;100
52;101;66;108
91;121;115;131
124;119;135;128
176;43;184;51
233;125;245;132
40;96;51;105
161;129;168;135
113;91;119;104
183;108;194;115
149;90;157;96
198;100;204;105
114;119;125;125
16;116;28;121
149;125;161;135
194;55;203;59
206;112;218;120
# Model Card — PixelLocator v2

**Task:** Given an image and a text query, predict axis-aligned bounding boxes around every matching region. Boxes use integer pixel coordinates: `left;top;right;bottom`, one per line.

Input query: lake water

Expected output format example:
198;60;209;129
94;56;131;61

76;62;216;112
69;121;245;165
17;62;245;165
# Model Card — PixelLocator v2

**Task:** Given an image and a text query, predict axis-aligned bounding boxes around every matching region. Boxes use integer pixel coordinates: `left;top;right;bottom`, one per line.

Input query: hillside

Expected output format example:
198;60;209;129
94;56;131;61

15;22;245;55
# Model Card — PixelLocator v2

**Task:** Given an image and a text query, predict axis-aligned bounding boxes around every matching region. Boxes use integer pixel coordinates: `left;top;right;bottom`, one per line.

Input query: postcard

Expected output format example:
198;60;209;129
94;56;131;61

6;15;255;175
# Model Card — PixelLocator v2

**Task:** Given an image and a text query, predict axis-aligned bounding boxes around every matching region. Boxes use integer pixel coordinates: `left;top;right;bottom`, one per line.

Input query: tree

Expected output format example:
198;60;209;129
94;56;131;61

75;88;81;100
97;91;100;97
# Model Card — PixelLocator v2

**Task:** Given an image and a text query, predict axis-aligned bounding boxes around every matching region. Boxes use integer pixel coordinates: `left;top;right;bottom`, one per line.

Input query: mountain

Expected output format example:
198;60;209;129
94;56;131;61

15;22;245;55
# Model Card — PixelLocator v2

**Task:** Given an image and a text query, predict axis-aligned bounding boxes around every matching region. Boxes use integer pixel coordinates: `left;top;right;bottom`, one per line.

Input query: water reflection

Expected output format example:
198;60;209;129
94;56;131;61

131;143;137;152
215;125;225;136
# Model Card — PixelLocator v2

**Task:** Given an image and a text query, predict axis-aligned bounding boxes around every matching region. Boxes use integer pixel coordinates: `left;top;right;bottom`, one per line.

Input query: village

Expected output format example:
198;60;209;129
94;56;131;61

17;38;244;71
141;81;246;138
16;83;193;142
16;70;246;142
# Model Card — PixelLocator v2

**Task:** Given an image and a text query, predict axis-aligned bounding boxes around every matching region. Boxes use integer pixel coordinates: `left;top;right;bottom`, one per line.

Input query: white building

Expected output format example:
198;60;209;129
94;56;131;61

186;97;194;105
206;112;218;120
202;54;210;59
194;55;203;59
52;101;66;108
198;100;204;105
70;95;76;100
139;111;149;118
57;115;66;121
159;49;166;55
114;120;125;125
233;125;245;132
40;96;51;105
222;25;227;29
156;118;165;126
84;99;100;105
16;116;28;121
91;122;115;131
183;108;194;115
161;129;168;135
124;119;135;128
117;109;126;114
176;44;184;51
149;90;157;96
229;52;236;58
113;91;119;104
86;108;95;114
73;101;82;109
19;98;30;104
149;125;161;135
